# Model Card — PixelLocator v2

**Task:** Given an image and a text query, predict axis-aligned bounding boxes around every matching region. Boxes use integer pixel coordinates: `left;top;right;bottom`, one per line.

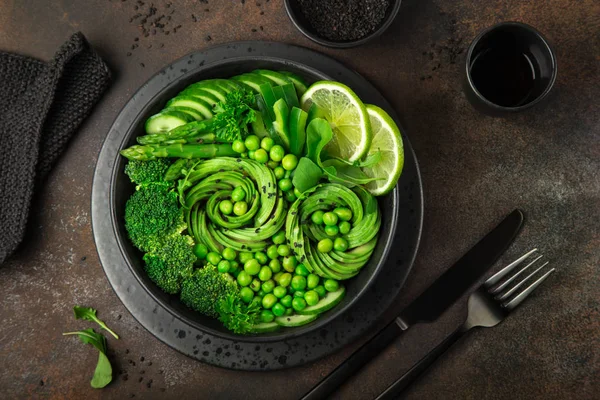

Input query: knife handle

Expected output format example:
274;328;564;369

301;318;406;400
375;325;468;400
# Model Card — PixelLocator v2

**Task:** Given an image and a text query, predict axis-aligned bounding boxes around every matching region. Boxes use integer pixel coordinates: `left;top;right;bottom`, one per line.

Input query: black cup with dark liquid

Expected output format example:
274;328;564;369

464;22;557;115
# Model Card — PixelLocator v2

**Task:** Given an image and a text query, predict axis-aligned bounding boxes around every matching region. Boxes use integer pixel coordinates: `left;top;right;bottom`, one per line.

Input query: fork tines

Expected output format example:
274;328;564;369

484;248;555;310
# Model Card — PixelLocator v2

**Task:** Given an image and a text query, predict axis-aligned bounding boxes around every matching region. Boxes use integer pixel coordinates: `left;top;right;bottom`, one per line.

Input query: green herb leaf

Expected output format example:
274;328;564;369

217;293;260;334
73;306;119;339
63;328;112;388
292;157;324;193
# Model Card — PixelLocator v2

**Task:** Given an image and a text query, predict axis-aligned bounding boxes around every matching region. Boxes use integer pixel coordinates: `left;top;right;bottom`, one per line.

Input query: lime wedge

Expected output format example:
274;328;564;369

300;81;372;162
361;105;404;196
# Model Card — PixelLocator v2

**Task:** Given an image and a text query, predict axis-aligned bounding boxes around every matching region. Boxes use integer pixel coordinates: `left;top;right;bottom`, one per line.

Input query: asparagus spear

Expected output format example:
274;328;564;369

120;143;238;161
137;122;216;145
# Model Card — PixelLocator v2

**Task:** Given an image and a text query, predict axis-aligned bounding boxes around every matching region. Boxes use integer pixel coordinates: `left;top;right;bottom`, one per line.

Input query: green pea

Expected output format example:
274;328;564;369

281;154;298;171
239;251;254;264
304;290;319;306
333;207;353;221
269;145;285;162
240;287;254;303
233;201;248;216
292;297;307;311
267;160;279;169
258;266;273;281
333;237;349;252
248;150;256;160
262;279;275;293
281;295;293;308
307;274;320;289
277;244;291;257
311;210;325;225
273;286;287;298
232;140;246;153
272;230;286;245
244;135;260;151
324;225;339;237
260;309;275;323
278;178;293;192
251;296;263;309
266;245;279;260
291;275;307;291
206;252;222;265
219;200;233;215
269;259;281;273
254;251;268;265
284;190;297;203
244;259;261;275
272;303;286;317
262;293;277;309
254;148;269;163
322;212;339;226
294;187;303;199
273;166;285;180
339;221;352;235
240;152;248;159
217;260;231;273
229;260;240;272
273;272;283;282
237;271;252;287
317;238;334;253
324;279;340;292
222;247;237;261
315;285;326;297
231;186;245;202
283;256;298;273
278;272;292;287
294;290;306;298
284;308;293;316
192;243;208;260
260;137;275;151
250;278;262;292
295;264;309;277
257;290;266;297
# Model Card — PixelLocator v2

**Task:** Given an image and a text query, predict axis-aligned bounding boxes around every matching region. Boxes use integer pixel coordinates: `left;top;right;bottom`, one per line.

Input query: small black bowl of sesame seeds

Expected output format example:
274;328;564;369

285;0;402;48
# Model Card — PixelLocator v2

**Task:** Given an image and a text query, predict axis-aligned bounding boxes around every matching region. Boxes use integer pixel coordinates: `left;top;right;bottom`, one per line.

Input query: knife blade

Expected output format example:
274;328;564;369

301;209;524;400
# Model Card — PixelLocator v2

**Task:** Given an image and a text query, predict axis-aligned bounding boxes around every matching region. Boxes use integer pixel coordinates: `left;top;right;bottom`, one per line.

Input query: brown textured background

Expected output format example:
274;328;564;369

0;0;598;399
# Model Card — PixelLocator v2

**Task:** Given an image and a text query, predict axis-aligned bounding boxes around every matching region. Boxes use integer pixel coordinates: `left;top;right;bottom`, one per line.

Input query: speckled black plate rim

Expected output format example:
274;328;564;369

92;41;423;371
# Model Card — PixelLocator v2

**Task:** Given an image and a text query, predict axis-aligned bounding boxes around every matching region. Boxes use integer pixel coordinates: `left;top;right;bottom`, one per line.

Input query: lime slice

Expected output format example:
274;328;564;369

361;105;404;196
300;81;372;162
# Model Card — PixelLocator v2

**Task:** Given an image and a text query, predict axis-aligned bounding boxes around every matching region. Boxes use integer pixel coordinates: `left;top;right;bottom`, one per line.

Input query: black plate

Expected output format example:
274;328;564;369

92;41;423;370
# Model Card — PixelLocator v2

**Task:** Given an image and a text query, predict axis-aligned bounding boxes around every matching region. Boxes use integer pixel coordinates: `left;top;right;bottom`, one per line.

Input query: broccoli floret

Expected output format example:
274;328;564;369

124;184;185;252
180;264;238;318
125;159;171;186
143;234;196;294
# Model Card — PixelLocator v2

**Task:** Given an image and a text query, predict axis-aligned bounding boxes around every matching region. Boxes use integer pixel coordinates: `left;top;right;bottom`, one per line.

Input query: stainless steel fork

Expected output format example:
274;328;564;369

375;249;555;400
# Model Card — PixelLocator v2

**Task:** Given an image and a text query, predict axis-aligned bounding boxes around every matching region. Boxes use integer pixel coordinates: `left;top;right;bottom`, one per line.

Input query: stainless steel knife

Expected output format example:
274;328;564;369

301;209;525;400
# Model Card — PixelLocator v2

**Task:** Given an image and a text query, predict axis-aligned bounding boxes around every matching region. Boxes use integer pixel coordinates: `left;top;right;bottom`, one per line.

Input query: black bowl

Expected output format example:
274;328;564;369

285;0;402;48
107;56;399;342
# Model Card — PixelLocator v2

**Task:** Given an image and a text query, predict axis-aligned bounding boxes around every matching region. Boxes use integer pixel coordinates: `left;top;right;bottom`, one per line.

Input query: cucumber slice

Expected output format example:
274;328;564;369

180;86;226;103
232;73;272;93
254;69;293;86
299;286;346;315
166;95;214;119
272;86;286;102
275;313;318;327
249;322;280;333
161;106;204;121
280;71;309;97
144;110;194;134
